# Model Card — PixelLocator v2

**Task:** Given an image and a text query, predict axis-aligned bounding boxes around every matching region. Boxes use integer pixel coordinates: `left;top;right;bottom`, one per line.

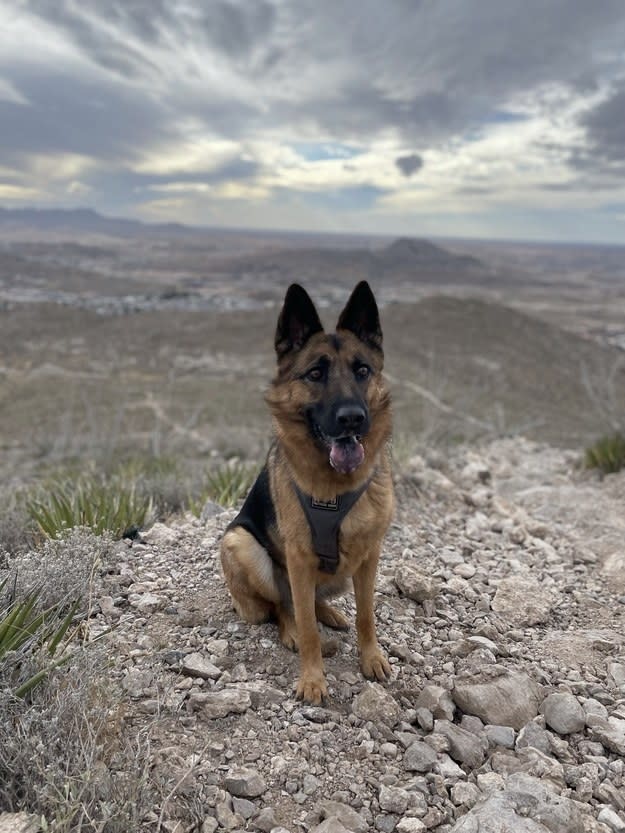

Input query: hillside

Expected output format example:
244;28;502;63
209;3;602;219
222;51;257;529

2;438;623;831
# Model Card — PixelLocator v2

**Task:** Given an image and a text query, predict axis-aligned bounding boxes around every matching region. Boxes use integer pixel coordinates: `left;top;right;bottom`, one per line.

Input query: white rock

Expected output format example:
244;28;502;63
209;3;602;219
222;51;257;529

352;683;401;726
188;689;251;718
379;785;410;814
453;671;542;730
394;564;438;603
181;652;222;680
541;692;585;735
597;808;625;833
395;819;426;833
491;576;554;626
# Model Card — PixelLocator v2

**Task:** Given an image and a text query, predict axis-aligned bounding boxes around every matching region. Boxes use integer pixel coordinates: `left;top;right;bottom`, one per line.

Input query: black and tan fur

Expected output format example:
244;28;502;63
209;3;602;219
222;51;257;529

220;281;393;704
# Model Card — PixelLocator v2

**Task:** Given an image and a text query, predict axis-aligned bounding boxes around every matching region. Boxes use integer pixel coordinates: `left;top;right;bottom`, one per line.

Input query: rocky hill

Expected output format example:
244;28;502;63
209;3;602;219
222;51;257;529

5;437;623;832
225;237;491;287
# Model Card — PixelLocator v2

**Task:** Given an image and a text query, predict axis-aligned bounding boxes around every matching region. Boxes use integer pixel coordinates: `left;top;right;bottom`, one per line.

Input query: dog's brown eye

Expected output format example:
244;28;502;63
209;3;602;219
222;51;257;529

355;364;371;380
306;367;323;382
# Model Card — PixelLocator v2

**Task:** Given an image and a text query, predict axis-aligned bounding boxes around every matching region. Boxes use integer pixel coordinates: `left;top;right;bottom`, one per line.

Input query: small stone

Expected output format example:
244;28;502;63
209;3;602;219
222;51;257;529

141;522;178;545
588;716;625;755
251;807;278;832
476;772;505;794
484;725;516;749
454;563;476;579
130;592;164;614
415;684;455;721
415;707;434;731
394;563;438;603
181;652;222;680
451;782;481;808
395;819;426;833
201;818;218;833
374;814;397;833
352;683;401;726
379;785;409;814
317;802;368;833
224;767;267;798
434;720;487;768
597;807;625;832
515;721;551;755
188;689;251;718
403;741;438;772
608;662;625;690
303;773;321;795
453;671;542;730
232;797;256;819
434;753;465;780
582;698;608;722
541;692;585;735
421;807;446;829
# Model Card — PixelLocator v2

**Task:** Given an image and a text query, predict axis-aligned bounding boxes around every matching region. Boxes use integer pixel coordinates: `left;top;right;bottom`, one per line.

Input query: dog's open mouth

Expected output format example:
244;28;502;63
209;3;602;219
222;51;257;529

329;435;365;474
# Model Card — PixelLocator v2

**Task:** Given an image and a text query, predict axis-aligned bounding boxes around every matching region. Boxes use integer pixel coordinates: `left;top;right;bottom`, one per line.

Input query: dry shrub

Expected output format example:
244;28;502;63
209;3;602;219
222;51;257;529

0;650;157;832
3;527;114;611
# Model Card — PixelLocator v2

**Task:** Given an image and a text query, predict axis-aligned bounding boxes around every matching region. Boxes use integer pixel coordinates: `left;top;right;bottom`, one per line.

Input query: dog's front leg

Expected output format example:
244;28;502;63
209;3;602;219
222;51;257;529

288;556;327;703
353;548;391;681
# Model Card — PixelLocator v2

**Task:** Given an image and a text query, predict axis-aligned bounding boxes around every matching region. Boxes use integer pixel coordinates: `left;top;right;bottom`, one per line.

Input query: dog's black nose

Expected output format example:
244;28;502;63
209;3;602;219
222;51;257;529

336;405;366;431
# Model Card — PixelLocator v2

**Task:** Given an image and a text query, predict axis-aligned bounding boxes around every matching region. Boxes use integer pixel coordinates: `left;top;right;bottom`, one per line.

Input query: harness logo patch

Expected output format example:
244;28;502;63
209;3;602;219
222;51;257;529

311;496;339;511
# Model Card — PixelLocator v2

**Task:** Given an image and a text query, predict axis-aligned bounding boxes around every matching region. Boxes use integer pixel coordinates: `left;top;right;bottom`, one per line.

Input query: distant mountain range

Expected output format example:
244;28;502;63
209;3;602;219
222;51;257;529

227;235;488;282
0;207;196;237
0;206;490;282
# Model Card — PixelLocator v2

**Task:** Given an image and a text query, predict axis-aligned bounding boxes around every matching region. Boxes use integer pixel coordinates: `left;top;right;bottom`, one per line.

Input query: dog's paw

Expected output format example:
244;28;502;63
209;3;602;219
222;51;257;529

316;601;350;631
361;649;391;681
295;672;328;704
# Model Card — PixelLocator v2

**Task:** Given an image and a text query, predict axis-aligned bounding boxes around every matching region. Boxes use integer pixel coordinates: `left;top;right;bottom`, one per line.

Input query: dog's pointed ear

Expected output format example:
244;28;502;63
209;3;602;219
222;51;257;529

336;281;383;352
275;283;324;359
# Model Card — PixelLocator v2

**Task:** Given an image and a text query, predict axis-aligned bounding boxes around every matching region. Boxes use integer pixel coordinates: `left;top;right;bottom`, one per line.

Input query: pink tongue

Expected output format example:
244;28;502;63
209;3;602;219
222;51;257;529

330;438;365;474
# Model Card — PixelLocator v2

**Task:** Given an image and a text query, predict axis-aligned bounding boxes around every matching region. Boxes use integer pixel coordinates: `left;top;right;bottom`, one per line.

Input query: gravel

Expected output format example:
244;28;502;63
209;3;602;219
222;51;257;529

17;436;622;833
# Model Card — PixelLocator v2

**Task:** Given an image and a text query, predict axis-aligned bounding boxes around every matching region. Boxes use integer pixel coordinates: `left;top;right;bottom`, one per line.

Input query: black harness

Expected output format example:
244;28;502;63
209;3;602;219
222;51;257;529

293;478;371;574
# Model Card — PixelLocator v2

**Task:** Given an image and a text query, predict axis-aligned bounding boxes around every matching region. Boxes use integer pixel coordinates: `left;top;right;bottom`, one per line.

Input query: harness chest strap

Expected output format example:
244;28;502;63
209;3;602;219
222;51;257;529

293;477;372;574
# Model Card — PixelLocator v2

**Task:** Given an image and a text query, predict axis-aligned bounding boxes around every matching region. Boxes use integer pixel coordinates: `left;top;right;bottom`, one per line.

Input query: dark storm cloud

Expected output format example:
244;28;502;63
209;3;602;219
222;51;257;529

259;0;625;143
395;154;423;177
0;67;172;159
14;0;625;147
580;82;625;164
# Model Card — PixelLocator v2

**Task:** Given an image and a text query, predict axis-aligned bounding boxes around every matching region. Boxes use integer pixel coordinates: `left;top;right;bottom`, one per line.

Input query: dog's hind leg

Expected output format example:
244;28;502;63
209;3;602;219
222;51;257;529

220;527;279;624
315;578;350;630
315;601;349;631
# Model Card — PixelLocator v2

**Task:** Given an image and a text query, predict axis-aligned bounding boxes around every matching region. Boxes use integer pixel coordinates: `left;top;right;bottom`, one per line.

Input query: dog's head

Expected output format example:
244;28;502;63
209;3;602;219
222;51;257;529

268;281;391;476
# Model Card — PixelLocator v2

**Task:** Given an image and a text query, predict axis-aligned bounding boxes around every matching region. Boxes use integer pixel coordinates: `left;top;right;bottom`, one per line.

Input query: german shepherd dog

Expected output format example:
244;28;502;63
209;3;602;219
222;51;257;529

220;281;393;704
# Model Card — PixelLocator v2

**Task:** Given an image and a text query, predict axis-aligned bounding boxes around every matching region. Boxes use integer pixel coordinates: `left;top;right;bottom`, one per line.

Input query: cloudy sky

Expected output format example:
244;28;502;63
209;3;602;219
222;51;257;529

1;1;625;242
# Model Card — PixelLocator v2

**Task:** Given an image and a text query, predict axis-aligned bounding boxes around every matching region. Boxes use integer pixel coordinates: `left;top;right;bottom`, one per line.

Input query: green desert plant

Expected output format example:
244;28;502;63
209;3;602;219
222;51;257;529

585;431;625;474
0;580;80;697
189;460;257;513
26;478;152;539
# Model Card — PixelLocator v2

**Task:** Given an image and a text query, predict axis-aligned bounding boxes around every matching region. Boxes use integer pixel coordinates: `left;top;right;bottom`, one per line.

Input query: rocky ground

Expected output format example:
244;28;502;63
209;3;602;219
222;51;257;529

6;437;625;833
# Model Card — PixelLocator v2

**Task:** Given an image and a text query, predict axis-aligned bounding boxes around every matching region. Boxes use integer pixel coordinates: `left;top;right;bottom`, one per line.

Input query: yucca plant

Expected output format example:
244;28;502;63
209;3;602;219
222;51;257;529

585;432;625;475
26;479;152;539
0;580;80;697
189;461;257;514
